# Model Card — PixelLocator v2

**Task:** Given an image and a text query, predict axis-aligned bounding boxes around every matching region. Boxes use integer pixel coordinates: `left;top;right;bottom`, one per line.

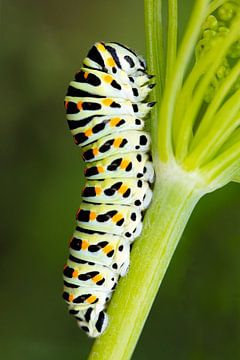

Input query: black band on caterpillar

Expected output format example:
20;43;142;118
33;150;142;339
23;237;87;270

63;41;155;338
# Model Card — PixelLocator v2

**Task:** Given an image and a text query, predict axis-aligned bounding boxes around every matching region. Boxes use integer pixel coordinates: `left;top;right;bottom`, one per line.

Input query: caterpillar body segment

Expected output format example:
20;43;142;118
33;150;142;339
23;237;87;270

82;130;151;162
69;229;130;274
68;68;153;102
65;95;155;119
76;202;142;240
68;114;145;147
84;152;154;182
83;42;146;77
81;178;152;210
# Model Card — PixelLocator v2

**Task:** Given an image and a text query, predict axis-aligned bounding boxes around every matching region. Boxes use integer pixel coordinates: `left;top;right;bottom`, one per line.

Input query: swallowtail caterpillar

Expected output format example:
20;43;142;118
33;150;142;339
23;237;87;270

63;42;155;337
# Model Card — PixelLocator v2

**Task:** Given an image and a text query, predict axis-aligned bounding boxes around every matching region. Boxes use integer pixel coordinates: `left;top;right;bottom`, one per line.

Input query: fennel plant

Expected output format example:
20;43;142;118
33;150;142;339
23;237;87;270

88;1;240;359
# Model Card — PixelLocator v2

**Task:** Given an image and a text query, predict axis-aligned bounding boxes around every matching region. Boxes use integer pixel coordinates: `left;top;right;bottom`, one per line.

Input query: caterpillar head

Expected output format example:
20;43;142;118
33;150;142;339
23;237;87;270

83;42;146;77
105;42;146;75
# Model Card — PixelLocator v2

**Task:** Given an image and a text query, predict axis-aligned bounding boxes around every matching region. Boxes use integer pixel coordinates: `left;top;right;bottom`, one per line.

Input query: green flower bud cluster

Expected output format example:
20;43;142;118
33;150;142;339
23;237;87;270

196;1;240;102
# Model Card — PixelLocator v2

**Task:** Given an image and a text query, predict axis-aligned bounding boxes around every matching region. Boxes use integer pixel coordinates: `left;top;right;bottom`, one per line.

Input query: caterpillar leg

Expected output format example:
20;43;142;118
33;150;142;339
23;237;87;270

77;306;108;338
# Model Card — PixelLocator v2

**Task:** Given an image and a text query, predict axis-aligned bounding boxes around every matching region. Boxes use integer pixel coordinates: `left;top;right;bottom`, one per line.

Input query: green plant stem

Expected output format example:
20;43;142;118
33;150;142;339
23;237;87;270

218;127;240;153
175;19;240;162
172;49;214;147
190;61;240;149
200;140;240;189
208;0;226;14
158;0;209;162
184;91;240;169
144;0;164;155
144;0;164;93
88;163;203;360
166;0;178;83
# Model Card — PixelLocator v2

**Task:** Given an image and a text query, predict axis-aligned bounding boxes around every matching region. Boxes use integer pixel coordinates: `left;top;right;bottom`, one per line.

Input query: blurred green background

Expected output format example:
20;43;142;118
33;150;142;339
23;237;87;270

1;0;240;359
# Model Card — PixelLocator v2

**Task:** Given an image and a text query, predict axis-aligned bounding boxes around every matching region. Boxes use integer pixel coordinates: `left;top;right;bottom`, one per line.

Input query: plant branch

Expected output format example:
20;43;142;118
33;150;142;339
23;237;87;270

144;0;164;158
174;19;240;162
208;0;226;14
172;48;214;148
191;61;240;148
158;0;210;162
200;140;240;190
184;91;240;169
166;0;178;83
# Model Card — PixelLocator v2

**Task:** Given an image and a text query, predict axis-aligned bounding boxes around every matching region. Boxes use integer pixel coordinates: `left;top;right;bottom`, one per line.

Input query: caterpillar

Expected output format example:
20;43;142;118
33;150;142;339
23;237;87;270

63;42;155;338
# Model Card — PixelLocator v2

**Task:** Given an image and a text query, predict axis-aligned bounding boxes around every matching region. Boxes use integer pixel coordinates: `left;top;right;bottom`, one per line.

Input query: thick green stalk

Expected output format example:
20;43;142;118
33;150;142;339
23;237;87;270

88;2;206;359
88;163;203;360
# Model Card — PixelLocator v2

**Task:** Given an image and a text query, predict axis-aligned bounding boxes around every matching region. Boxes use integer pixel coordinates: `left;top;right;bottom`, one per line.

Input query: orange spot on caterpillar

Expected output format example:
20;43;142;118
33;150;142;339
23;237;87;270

97;166;104;173
69;294;74;302
83;72;89;79
63;264;67;270
81;240;88;250
110;117;121;127
96;43;106;52
93;148;99;156
107;57;116;67
103;74;113;83
85;129;93;137
95;187;102;195
72;270;78;278
92;274;103;283
89;211;97;221
102;98;113;106
87;295;97;304
77;101;83;110
64;101;68;109
113;138;122;148
120;159;129;169
103;244;114;255
118;184;128;194
112;213;123;223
